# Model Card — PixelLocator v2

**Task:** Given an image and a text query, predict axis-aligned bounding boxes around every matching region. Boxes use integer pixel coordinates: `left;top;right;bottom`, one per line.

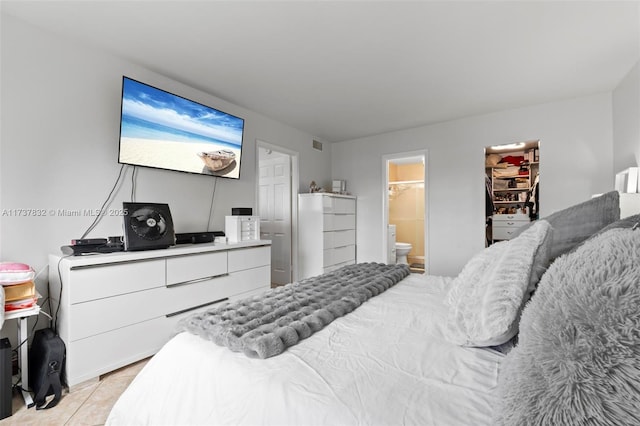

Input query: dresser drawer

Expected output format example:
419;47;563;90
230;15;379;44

323;229;356;249
226;265;270;297
493;225;527;240
494;220;529;228
241;220;258;231
166;267;271;315
493;214;529;223
70;286;168;341
69;260;165;304
323;213;355;231
166;251;228;286
323;196;355;214
323;245;356;267
164;267;269;317
228;246;270;272
69;316;170;387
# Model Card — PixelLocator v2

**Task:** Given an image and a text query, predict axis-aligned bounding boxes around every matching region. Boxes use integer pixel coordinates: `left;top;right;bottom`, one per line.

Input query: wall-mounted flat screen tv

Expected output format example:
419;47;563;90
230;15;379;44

118;76;244;179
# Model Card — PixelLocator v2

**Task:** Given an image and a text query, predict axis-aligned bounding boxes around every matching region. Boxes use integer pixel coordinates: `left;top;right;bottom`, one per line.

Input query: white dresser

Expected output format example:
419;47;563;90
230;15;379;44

49;240;271;388
492;213;530;241
298;193;356;279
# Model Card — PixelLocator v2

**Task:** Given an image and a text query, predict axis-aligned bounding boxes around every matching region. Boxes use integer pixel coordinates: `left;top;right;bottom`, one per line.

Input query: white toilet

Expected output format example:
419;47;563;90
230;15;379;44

395;242;412;265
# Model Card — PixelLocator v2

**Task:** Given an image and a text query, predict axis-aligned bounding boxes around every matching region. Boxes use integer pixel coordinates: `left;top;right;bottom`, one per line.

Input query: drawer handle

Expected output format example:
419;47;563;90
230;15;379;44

334;245;352;249
166;273;229;288
166;297;229;317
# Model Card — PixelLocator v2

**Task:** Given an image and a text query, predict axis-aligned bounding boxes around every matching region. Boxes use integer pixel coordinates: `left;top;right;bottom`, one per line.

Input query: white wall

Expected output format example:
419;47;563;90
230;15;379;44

0;15;332;315
332;94;614;277
1;11;634;337
613;60;640;172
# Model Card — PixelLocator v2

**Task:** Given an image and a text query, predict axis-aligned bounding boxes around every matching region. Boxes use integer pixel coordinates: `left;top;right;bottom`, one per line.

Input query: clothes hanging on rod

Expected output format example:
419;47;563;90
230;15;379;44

525;173;540;219
485;174;494;217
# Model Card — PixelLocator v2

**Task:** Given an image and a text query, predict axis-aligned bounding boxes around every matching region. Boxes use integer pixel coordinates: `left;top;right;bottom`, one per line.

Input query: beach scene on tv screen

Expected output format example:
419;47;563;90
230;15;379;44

118;78;244;178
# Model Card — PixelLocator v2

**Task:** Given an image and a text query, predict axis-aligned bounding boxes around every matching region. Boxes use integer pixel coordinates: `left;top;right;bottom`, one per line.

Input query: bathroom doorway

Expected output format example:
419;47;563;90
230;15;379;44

382;151;428;274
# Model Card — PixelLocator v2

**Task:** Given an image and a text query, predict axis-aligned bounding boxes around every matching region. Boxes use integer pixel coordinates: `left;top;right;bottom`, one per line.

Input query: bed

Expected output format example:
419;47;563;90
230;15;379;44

107;191;640;426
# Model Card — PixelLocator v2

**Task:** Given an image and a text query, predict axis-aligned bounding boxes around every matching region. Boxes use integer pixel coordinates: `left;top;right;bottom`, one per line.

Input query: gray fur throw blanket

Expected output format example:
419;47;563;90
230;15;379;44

178;262;410;359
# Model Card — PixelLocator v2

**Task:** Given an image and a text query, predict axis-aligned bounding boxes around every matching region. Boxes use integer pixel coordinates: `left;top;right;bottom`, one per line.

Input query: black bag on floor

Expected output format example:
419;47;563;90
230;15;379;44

29;328;65;409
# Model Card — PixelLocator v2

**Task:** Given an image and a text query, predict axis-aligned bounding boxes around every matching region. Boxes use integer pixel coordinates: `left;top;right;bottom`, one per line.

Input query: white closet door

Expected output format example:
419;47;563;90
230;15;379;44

258;154;292;285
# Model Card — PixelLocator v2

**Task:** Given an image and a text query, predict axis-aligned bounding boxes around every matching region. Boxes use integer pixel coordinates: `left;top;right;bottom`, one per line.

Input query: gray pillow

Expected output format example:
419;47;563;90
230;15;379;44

565;213;640;255
515;190;620;259
494;226;640;425
445;220;552;347
589;212;640;234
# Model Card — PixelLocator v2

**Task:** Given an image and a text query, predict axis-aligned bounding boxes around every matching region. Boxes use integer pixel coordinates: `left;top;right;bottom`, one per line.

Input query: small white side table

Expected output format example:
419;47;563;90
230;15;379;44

4;306;41;408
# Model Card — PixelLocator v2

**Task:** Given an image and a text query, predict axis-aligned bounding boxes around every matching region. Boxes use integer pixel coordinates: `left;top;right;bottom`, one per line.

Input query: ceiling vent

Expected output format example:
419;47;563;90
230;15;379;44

312;140;323;151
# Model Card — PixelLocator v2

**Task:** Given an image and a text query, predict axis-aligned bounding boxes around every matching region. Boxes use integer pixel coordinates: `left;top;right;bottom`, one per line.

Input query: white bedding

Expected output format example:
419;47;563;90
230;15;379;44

106;273;504;426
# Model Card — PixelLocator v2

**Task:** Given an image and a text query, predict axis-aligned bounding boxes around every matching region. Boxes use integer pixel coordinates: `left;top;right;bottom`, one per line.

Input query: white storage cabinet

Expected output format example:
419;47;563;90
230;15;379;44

225;215;260;243
49;240;271;388
492;213;530;241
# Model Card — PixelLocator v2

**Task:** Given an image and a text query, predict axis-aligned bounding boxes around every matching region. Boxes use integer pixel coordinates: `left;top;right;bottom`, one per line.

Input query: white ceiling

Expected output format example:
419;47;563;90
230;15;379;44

3;1;639;143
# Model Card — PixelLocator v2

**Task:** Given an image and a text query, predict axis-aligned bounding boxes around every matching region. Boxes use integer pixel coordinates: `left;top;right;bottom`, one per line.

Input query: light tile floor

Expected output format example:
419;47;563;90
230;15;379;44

0;358;148;426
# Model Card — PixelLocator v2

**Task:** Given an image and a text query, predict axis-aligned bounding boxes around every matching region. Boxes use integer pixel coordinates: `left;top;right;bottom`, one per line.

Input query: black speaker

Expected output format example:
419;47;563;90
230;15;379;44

232;207;252;216
0;338;11;419
175;232;219;245
122;202;176;251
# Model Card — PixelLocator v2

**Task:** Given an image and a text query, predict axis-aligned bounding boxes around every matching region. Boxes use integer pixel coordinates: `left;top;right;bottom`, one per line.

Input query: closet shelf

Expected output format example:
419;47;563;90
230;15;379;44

493;174;529;179
486;161;539;169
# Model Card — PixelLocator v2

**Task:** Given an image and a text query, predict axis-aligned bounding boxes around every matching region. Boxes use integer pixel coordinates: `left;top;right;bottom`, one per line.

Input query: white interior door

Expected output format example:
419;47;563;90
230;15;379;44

258;151;292;285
